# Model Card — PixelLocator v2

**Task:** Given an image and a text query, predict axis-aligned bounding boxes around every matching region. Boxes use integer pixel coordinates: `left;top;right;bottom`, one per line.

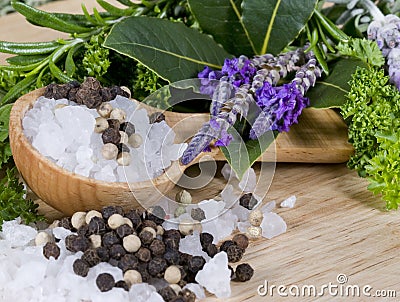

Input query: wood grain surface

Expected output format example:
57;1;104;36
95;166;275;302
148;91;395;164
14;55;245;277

2;1;399;302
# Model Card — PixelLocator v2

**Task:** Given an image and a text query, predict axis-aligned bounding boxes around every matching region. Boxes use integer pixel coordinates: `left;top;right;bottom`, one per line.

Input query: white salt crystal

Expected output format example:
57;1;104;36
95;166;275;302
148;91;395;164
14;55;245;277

110;95;137;117
237;221;251;233
9;260;46;290
129;284;161;302
221;163;236;181
201;210;237;243
1;218;37;247
239;167;257;192
52;227;72;241
162;218;179;231
280;195;296;208
195;252;231;298
261;212;287;239
32;122;68;159
261;200;276;213
183;283;206;299
198;199;226;220
229;203;250;222
179;231;210;261
95;165;117;182
220;184;239;205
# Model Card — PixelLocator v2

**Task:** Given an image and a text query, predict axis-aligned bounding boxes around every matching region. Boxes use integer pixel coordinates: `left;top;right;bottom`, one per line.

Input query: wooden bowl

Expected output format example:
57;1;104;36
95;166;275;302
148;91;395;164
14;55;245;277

8;88;191;215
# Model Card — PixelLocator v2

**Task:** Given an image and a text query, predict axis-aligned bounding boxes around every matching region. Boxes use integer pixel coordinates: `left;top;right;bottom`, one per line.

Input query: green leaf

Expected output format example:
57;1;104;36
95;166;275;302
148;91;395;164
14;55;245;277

221;128;277;179
0;104;12;142
188;0;254;57
337;38;385;67
241;0;318;55
103;16;230;82
307;58;367;108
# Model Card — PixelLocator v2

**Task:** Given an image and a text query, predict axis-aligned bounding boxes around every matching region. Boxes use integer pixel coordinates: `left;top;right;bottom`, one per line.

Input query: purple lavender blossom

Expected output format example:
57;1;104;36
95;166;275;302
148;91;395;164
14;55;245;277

222;58;239;76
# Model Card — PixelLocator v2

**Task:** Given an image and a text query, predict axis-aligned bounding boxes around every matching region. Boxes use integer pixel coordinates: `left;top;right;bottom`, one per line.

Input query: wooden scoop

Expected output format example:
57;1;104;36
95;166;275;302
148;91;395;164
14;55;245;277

9;88;353;215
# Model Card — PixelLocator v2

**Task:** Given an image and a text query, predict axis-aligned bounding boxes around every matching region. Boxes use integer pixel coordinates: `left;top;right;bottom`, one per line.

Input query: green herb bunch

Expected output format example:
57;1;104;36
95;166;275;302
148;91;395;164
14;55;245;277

0;167;44;229
341;56;400;209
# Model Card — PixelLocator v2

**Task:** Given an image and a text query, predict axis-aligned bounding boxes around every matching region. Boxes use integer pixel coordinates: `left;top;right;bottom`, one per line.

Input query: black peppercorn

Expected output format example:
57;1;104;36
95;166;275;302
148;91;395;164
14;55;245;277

199;232;214;249
187;256;205;274
204;243;218;258
137;262;151;282
117;143;130;154
141;219;158;231
148;257;167;277
118;254;139;273
102;128;121;145
149;111;166;124
180;288;196;302
77;225;89;237
107;119;121;130
139;229;155;245
109;244;126;260
110;85;130;99
149;239;165;256
120;122;135;136
190;208;206;221
158;286;177;302
226;244;244;263
73;259;90;277
43;242;60;260
171;297;185;302
125;209;142;230
114;280;130;291
163;248;180;265
58;217;73;230
146;206;166;225
96;273;115;292
219;240;235;253
96;246;110;262
81;248;101;267
44;83;72;100
163;229;181;250
239;192;258;210
101;205;124;220
234;263;254;282
66;235;90;253
88;216;107;235
102;231;120;248
116;224;133;238
75;77;103;109
68;87;79;103
178;252;192;266
232;233;249;250
109;258;119;267
136;247;151;262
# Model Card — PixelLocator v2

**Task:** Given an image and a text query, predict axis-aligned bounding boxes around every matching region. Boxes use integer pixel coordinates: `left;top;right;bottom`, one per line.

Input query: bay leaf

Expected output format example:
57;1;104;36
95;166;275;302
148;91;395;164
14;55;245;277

242;0;318;55
104;16;230;82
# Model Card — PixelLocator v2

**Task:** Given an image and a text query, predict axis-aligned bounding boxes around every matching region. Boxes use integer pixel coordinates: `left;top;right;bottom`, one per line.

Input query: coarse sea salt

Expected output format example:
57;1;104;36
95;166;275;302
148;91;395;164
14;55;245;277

22;96;187;183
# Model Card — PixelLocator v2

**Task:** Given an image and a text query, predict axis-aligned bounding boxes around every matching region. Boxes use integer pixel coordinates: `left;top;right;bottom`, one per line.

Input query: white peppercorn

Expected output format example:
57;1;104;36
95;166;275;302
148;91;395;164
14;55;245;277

117;152;131;166
174;206;186;218
175;190;192;204
123;217;133;228
85;210;102;224
164;265;181;284
248;209;263;227
108;213;125;229
123;234;141;253
71;211;87;229
110;108;126;123
169;284;182;296
128;133;143;148
178;220;201;236
35;231;52;246
120;86;131;98
123;269;142;286
119;131;129;145
94;117;109;133
101;143;118;160
246;225;262;239
89;234;102;248
97;102;113;118
156;225;164;236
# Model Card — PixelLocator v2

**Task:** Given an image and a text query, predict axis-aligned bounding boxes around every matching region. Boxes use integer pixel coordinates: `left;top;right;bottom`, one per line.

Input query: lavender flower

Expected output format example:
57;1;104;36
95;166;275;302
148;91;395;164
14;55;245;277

181;48;321;165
